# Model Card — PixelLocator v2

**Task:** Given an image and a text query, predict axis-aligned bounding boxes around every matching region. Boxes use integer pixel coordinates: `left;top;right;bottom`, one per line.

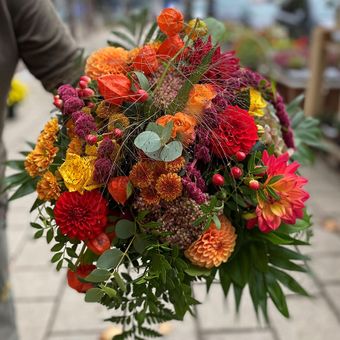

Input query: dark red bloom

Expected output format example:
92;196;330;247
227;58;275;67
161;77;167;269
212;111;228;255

67;264;95;293
210;106;258;158
54;190;108;240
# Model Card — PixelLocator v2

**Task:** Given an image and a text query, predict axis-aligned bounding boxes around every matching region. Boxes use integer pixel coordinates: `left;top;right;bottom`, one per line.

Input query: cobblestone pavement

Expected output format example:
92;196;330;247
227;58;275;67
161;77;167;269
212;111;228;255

3;31;340;340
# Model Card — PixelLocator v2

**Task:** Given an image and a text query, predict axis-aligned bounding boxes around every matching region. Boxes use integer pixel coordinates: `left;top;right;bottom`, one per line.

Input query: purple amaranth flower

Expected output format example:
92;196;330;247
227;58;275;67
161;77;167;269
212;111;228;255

63;96;84;115
93;158;114;184
74;113;97;139
182;178;208;204
57;84;78;100
97;138;115;159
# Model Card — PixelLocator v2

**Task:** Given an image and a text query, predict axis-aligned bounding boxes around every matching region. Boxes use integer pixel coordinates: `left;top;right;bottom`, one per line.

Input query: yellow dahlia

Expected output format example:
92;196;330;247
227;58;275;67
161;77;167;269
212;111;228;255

185;215;237;269
129;161;154;189
155;173;182;201
58;154;100;193
165;156;185;173
249;88;266;117
85;47;129;80
36;171;61;201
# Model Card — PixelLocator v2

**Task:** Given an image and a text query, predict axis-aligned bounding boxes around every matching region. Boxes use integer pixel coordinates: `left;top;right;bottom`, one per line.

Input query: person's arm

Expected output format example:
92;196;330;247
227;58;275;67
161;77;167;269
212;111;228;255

8;0;81;91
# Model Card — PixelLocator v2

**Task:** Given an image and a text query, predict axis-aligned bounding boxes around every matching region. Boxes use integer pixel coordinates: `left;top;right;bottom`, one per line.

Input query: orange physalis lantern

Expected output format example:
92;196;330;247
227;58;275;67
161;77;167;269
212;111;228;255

132;46;159;75
97;74;131;106
157;8;184;36
157;35;185;60
108;176;132;205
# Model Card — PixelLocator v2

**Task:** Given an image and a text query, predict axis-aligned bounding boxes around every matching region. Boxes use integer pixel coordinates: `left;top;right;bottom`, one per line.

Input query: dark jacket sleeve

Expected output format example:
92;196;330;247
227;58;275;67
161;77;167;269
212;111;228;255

8;0;81;91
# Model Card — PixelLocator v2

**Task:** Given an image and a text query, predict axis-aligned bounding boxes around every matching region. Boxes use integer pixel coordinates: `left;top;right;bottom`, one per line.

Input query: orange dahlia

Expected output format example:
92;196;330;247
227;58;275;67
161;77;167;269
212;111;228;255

155;173;182;201
185;215;237;269
36;171;61;201
165;156;185;173
129;161;154;189
85;47;129;80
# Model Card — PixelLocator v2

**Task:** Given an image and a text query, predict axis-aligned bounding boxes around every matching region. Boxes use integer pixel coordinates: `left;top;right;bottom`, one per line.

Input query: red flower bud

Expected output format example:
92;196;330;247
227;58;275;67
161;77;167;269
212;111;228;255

86;134;97;145
231;166;243;179
80;75;92;84
235;151;246;161
82;88;95;97
249;179;260;190
87;233;111;255
87;102;95;108
113;128;123;139
136;89;149;102
53;96;63;109
212;174;225;186
79;80;88;89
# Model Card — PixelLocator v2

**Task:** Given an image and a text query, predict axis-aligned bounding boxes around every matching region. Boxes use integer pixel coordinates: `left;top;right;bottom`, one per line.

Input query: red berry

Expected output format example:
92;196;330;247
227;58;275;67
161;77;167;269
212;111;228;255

87;233;111;255
79;80;88;89
82;88;95;97
53;97;63;109
113;128;123;139
249;179;260;190
85;134;97;145
87;102;95;108
136;89;149;102
231;166;243;179
80;75;91;84
212;174;225;186
235;151;246;161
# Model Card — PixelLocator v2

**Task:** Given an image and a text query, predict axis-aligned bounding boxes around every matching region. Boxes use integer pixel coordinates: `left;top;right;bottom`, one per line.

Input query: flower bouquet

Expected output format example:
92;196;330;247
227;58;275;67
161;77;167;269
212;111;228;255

5;8;314;339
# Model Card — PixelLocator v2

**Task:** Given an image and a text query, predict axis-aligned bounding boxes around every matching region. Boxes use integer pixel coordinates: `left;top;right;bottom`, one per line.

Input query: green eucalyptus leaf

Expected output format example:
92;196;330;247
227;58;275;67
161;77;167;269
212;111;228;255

134;131;161;153
205;17;227;44
160;141;183;162
133;71;150;91
161;121;174;144
114;271;127;292
115;219;136;239
146;122;163;136
97;248;124;270
85;269;111;283
100;285;117;298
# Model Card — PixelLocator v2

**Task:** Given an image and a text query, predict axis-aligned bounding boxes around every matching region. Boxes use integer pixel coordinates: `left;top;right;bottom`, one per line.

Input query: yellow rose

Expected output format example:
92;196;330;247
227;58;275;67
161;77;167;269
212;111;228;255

59;154;100;193
249;88;266;117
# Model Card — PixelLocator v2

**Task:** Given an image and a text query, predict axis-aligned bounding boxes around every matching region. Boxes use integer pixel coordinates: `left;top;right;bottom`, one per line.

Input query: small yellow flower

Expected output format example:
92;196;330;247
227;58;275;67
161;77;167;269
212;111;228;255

58;154;100;193
249;88;266;117
7;79;27;106
185;19;208;41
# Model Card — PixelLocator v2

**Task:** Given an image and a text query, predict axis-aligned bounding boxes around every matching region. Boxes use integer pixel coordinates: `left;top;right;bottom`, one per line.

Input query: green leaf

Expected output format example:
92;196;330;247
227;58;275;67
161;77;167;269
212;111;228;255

51;252;62;263
160;141;183;162
134;131;161;153
143;22;158;44
2;172;29;190
233;284;244;313
184;265;211;277
8;180;36;201
133;71;150;91
85;288;105;303
115;219;136;239
34;229;44;239
249;244;268;272
4;160;26;170
269;256;307;273
85;269;111;283
133;234;151;254
256;231;309;246
269;267;309;296
161;121;174;144
97;248;124;270
219;268;232;296
279;213;312;234
212;214;221;229
114;271;127;292
51;243;64;252
205;17;226;44
100;285;117;298
46;228;54;244
30;222;42;229
266;273;289;317
267;175;283;185
30;198;44;212
146;122;163;136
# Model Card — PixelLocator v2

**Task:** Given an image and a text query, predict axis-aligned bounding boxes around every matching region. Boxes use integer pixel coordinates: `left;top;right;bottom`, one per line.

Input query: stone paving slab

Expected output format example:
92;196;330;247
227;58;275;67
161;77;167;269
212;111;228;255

204;330;274;340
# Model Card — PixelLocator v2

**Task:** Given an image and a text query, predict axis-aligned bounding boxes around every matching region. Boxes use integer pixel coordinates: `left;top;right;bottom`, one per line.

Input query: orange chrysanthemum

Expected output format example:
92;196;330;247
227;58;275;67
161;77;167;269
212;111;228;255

85;47;129;80
36;171;61;201
38;118;59;144
155;173;182;201
25;142;59;177
165;156;185;173
65;119;76;139
185;215;237;269
129;161;154;189
67;137;83;156
140;187;160;205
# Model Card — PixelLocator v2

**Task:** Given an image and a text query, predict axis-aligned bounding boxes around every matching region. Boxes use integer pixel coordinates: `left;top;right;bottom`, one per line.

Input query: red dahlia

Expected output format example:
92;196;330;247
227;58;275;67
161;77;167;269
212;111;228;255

54;190;108;241
210;106;258;158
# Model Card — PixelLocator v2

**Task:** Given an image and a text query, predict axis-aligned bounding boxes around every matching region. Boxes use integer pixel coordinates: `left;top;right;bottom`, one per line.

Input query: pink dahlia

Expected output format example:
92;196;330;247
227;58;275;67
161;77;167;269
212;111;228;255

256;151;309;232
54;190;108;240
